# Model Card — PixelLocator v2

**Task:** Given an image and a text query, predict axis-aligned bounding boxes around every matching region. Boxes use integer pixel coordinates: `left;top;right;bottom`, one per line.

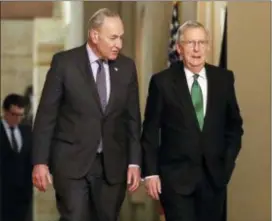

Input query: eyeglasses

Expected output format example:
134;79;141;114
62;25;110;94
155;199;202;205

181;40;208;48
8;111;25;117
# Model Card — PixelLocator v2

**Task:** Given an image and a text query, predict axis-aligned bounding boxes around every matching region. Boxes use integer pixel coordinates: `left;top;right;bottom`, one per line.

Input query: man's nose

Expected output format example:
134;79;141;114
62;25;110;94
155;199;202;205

115;38;122;49
193;42;200;51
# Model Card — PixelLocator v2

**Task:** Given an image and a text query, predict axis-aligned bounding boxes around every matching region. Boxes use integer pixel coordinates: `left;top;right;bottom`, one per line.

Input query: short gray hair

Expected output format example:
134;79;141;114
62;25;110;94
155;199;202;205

87;8;120;31
176;20;209;44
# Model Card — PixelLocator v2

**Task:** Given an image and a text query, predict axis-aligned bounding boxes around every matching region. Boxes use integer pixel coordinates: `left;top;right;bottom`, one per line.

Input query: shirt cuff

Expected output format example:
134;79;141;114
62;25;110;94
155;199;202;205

128;164;139;168
145;175;159;179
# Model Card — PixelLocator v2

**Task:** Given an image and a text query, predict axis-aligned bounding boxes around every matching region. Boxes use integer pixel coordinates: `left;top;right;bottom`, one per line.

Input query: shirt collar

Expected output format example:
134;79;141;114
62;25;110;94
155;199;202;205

184;66;206;81
1;119;18;130
86;43;108;64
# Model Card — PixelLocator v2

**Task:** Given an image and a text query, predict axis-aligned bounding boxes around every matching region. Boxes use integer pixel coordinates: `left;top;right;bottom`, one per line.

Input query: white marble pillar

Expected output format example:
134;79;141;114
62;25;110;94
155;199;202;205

196;1;227;65
62;1;84;50
32;18;65;221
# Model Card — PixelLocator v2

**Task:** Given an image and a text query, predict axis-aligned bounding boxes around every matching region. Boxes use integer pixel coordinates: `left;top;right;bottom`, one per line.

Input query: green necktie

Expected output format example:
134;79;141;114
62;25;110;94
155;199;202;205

191;74;204;130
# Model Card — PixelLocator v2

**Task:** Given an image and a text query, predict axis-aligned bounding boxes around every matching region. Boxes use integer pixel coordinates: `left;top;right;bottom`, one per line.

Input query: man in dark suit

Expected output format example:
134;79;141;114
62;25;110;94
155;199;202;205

0;94;33;221
32;8;141;221
141;21;243;221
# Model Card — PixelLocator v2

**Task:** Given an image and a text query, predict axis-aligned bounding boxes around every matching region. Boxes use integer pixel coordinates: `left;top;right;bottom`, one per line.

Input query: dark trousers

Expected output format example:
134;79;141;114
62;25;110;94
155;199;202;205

160;164;226;221
2;187;33;221
54;154;126;221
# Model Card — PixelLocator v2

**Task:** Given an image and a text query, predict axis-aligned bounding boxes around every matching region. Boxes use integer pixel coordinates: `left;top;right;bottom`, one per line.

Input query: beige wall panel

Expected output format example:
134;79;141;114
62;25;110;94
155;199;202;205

228;2;271;221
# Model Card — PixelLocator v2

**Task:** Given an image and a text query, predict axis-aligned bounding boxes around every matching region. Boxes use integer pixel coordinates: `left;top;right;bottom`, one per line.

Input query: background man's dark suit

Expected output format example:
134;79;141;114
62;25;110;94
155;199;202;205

0;122;33;221
141;61;243;220
32;44;141;220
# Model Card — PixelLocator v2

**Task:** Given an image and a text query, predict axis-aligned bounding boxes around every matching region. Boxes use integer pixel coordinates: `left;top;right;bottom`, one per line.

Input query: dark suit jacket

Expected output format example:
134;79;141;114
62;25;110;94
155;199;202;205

141;61;243;194
32;44;141;184
0;121;33;221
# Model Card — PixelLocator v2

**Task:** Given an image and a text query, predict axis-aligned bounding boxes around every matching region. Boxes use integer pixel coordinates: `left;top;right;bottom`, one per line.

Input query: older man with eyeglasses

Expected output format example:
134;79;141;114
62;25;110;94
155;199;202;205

141;20;244;221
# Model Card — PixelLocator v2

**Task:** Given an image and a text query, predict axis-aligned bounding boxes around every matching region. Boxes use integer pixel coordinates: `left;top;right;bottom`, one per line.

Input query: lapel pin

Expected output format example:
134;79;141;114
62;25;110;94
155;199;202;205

114;67;118;71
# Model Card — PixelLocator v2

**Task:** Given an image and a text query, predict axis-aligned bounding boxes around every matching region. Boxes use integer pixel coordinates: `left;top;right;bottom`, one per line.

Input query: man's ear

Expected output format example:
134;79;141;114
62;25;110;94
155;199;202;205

89;29;99;44
176;43;182;55
206;42;211;52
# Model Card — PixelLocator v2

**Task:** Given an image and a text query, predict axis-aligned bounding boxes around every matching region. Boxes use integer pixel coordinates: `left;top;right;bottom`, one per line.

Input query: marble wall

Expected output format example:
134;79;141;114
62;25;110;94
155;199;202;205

0;1;62;108
0;20;33;106
32;18;65;221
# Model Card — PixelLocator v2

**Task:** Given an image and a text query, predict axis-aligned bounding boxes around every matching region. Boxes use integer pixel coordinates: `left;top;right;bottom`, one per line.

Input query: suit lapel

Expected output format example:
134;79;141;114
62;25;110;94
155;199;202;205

0;121;12;149
202;64;216;132
76;44;103;113
18;125;26;154
172;61;201;132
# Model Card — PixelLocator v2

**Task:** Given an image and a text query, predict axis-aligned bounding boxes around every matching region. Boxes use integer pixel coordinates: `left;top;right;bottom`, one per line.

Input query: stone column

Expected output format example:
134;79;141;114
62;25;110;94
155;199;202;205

196;1;227;65
32;18;65;221
62;1;84;49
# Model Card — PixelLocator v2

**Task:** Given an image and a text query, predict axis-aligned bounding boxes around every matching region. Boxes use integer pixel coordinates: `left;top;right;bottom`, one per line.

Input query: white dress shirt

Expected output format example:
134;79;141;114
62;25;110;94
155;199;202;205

86;44;138;168
1;119;22;152
145;67;208;179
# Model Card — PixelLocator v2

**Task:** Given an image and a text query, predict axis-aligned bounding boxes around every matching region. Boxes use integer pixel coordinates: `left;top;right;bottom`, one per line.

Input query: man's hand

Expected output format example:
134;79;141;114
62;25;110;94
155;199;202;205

127;167;141;192
32;164;52;192
145;176;161;200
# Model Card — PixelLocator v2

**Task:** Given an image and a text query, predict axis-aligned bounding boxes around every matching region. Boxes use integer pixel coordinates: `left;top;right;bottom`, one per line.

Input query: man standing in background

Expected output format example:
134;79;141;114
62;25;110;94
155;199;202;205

1;93;33;221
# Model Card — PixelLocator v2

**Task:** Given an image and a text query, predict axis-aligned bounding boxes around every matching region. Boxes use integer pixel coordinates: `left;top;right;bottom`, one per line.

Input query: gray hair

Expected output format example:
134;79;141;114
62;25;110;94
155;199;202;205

87;8;120;31
176;20;209;44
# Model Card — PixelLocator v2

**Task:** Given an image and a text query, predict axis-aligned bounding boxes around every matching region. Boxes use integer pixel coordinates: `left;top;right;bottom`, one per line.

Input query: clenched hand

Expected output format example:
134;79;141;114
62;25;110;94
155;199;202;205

127;167;141;192
145;176;161;200
32;164;52;192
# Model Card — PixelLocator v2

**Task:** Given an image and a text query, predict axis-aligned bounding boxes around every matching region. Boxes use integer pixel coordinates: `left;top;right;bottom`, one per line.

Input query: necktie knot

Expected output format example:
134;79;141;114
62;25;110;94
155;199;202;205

96;58;105;66
193;74;199;80
96;59;103;70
